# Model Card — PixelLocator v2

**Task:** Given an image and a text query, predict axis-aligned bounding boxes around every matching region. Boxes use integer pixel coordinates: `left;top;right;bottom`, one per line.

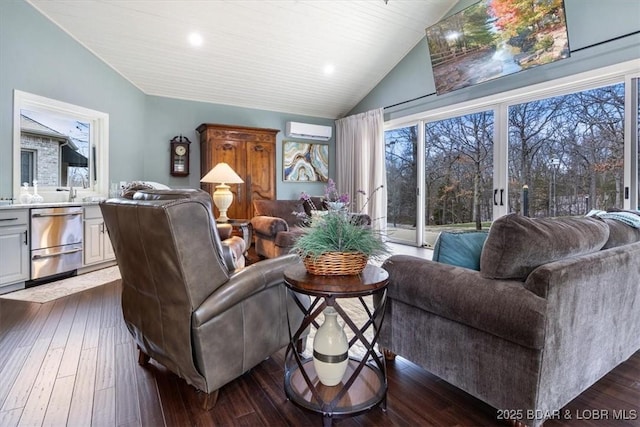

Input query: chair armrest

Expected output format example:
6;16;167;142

216;223;233;240
382;255;546;349
251;215;289;237
220;236;246;271
193;254;299;326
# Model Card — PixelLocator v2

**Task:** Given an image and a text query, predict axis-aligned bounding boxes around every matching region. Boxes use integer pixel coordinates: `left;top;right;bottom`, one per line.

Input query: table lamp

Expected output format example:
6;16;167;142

200;162;244;222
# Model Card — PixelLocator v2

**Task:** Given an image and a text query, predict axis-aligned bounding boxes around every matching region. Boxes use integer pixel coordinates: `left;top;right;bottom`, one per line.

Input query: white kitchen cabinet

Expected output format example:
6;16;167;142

0;209;30;293
83;205;115;266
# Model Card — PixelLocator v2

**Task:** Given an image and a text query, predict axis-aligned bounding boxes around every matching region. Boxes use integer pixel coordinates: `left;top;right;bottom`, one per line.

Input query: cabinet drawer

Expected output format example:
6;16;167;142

84;205;103;220
0;209;28;226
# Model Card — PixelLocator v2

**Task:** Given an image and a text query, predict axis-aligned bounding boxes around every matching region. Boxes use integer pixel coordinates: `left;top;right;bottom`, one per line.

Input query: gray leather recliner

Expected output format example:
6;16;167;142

100;189;307;409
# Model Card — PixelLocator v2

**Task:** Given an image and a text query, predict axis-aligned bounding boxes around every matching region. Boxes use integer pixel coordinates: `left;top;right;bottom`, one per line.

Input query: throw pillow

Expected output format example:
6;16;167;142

432;230;489;271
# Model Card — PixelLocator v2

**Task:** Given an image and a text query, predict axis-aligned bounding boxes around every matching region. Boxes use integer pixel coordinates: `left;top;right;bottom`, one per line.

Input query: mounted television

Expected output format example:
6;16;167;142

426;0;570;94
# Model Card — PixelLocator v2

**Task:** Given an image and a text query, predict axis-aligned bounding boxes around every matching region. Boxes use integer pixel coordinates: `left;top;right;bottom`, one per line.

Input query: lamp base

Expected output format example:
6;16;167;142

212;184;233;223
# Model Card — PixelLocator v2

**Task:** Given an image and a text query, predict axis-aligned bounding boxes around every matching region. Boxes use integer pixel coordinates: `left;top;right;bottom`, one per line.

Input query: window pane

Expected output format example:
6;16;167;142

385;125;418;243
20;109;90;188
424;111;494;237
508;83;625;217
20;150;34;185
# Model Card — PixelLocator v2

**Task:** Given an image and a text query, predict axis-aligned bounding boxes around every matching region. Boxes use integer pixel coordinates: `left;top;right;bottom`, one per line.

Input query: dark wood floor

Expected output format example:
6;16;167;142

0;281;639;427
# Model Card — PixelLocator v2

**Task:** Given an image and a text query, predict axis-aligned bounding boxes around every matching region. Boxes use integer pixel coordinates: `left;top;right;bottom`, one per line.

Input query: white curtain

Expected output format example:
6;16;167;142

335;108;387;233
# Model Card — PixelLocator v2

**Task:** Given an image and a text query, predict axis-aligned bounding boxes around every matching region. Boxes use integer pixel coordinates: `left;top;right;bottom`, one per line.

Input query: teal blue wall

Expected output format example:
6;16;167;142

143;96;334;199
0;0;146;198
350;0;640;119
0;0;333;201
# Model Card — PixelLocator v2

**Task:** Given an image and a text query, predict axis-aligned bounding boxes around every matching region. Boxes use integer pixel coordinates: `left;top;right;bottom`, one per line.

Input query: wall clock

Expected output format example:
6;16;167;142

170;135;191;176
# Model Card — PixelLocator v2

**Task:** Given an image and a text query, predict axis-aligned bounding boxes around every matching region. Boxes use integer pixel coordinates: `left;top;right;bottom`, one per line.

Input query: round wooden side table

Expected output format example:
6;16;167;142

283;263;389;426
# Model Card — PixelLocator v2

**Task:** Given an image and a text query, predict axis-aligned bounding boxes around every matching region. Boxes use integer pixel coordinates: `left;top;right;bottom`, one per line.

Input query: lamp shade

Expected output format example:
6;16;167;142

200;162;244;184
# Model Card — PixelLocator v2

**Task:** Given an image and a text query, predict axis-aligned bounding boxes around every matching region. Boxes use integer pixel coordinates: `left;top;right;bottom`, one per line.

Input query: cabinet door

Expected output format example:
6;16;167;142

247;141;276;218
209;139;248;220
84;218;104;265
104;229;115;261
0;226;29;286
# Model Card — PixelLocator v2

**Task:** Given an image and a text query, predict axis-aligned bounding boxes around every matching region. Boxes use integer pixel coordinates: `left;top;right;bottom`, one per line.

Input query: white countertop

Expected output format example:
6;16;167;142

0;200;104;210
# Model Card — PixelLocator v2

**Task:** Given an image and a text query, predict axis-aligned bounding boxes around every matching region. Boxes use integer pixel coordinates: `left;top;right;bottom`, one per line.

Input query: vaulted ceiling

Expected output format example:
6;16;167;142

26;0;455;119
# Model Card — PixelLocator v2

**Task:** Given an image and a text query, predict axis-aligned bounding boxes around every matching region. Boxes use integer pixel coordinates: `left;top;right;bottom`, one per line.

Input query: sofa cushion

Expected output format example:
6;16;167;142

432;230;489;271
480;214;609;280
602;218;640;249
253;199;305;227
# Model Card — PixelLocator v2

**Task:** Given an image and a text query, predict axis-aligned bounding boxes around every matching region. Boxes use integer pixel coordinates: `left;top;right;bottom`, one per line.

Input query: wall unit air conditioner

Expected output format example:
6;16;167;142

285;122;332;141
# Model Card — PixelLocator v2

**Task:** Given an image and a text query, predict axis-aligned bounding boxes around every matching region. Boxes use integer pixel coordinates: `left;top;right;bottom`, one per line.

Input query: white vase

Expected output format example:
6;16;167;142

313;306;349;386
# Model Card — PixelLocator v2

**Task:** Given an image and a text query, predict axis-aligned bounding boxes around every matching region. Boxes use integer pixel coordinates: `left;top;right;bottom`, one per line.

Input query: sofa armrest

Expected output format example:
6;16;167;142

382;255;547;349
251;215;289;237
193;254;299;325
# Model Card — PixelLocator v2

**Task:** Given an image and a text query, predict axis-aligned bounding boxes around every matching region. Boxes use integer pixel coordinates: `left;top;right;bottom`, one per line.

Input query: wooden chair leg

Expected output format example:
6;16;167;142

381;347;396;361
138;347;150;366
200;389;220;411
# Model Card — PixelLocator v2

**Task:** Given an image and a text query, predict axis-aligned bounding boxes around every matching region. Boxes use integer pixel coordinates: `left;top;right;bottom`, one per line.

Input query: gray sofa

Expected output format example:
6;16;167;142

379;213;640;427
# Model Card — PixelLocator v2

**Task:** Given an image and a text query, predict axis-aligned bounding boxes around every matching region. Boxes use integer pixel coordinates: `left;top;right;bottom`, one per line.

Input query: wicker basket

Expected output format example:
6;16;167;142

303;252;368;276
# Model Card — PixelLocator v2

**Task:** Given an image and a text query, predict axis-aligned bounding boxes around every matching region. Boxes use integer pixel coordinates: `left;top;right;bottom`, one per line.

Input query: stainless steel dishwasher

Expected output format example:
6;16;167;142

30;206;84;280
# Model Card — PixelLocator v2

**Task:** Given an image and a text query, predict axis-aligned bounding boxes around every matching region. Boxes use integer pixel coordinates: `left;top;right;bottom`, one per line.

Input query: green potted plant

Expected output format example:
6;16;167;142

293;181;389;275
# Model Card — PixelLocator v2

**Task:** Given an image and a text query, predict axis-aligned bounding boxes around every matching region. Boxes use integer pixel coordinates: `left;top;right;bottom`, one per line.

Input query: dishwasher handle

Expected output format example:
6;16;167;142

32;247;83;260
32;211;83;218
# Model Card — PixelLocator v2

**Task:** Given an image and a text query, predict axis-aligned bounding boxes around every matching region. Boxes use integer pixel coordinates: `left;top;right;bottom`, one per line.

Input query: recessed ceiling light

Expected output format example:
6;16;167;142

323;64;335;76
188;32;203;47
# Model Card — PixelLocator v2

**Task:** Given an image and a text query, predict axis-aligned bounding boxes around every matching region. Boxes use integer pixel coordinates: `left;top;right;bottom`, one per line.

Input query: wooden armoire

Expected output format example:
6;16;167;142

197;123;279;220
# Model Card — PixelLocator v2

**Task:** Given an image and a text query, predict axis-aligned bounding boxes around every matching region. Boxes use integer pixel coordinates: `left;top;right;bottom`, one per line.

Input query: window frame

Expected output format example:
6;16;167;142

12;90;109;201
385;59;640;241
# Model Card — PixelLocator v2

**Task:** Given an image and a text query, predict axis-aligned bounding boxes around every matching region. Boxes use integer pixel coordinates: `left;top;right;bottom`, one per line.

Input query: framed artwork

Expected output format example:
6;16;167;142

283;141;329;182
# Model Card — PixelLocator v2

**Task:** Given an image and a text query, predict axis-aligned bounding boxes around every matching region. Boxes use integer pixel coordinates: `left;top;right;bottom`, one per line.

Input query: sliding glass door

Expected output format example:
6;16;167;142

384;62;639;247
385;125;418;244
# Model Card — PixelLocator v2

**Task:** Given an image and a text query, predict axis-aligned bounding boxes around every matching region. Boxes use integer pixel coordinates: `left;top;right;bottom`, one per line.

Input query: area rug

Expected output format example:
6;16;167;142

0;266;121;304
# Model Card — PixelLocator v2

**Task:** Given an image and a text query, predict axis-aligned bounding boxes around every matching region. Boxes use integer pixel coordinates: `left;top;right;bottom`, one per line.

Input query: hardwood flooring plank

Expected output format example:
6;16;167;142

49;294;80;350
0;346;30;410
1;337;51;411
67;347;98;426
36;297;68;341
92;387;116;427
253;356;318;426
95;327;115;390
100;283;119;328
115;341;140;426
57;292;91;378
17;347;64;427
42;375;75;427
152;363;192;427
81;285;106;350
0;407;22;427
0;330;25;375
0;301;40;338
17;302;54;348
132;345;165;427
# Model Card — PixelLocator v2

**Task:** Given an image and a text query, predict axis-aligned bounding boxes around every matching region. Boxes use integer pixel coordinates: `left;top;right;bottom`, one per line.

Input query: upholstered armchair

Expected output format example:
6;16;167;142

251;197;373;259
251;197;325;258
100;189;307;409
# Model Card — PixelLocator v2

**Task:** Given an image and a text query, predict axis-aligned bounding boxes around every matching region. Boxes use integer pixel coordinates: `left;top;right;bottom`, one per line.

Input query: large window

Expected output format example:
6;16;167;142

508;83;625;217
384;60;639;247
12;91;109;200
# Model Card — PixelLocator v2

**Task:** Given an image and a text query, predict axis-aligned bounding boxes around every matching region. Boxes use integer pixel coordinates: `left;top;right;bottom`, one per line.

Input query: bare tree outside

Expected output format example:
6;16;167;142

508;83;625;217
385;80;633;247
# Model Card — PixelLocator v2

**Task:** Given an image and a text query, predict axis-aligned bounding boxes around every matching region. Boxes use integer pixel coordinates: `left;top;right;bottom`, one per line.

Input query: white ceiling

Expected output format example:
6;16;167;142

26;0;455;119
